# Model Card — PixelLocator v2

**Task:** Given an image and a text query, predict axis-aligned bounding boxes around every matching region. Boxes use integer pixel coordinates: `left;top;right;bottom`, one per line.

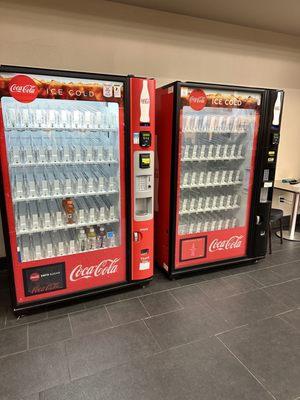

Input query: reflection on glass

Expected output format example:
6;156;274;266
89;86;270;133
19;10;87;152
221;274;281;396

178;106;257;235
2;97;121;262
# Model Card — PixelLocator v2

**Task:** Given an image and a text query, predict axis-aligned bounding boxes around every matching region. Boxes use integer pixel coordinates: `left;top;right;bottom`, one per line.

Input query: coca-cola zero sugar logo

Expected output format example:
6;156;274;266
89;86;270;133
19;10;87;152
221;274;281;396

29;272;40;282
189;89;207;111
9;75;38;103
209;235;243;253
70;258;120;282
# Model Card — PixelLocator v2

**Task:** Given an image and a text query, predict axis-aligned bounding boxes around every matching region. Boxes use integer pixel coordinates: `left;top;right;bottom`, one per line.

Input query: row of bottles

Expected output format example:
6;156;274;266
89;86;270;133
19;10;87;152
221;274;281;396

16;196;118;234
179;215;239;235
4;105;119;130
179;193;240;214
182;114;253;134
181;168;243;188
9;140;116;166
12;165;119;200
17;226;118;262
181;143;244;161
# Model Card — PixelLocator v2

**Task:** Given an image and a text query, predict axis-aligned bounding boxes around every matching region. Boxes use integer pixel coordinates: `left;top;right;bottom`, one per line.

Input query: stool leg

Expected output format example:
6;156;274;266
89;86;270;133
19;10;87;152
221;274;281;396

269;222;272;254
279;218;283;244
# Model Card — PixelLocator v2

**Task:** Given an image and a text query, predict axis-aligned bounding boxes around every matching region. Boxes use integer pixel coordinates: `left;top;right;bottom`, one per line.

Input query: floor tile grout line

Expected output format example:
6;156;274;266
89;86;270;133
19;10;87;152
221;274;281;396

63;338;72;382
259;285;298;308
104;304;114;325
275;307;297;317
216;336;278;400
137;297;151;317
260;276;300;289
214;323;249;336
26;323;29;350
0;347;29;360
14;307;284;359
221;273;263;288
197;284;265;303
4;307;8;328
143;305;186;320
67;313;74;337
142;319;163;351
168;289;185;308
43;325;287;397
244;271;278;286
0;319;142;359
196;282;264;302
276;314;300;332
198;276;300;304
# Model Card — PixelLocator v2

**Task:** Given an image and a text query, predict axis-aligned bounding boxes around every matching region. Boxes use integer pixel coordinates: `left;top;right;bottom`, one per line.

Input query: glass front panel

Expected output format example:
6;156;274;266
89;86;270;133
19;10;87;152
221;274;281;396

2;97;121;262
178;91;260;237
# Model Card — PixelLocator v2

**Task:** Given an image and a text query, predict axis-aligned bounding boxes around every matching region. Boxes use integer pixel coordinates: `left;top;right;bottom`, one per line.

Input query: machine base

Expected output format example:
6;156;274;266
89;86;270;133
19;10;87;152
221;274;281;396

157;256;265;280
12;278;152;316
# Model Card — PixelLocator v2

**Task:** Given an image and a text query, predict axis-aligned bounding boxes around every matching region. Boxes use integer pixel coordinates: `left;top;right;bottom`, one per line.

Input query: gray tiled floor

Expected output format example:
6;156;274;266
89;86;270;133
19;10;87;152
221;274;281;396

0;233;299;400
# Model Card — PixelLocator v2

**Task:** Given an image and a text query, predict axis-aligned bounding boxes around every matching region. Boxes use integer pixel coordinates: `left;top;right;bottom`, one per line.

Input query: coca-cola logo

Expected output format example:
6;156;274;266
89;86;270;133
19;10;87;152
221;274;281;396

209;235;243;252
189;89;207;111
29;272;40;282
9;75;38;103
70;258;119;282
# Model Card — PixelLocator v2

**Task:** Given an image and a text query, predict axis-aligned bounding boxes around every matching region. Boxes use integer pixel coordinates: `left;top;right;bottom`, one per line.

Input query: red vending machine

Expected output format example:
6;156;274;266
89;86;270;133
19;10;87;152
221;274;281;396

156;81;284;278
0;65;155;312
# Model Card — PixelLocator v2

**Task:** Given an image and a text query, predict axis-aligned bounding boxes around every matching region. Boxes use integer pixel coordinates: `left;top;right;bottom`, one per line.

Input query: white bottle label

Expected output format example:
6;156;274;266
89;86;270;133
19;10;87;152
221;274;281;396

183;145;190;159
191;172;197;185
190;198;195;210
140;80;150;124
197;197;203;210
272;92;283;126
192;145;198;159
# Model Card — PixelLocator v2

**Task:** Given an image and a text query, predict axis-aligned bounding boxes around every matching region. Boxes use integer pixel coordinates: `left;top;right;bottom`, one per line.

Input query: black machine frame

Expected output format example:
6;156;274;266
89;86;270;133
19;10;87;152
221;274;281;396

161;80;284;279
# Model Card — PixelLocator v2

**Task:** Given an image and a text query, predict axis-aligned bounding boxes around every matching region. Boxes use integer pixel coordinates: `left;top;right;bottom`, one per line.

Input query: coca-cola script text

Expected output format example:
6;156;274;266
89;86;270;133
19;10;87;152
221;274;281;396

70;258;119;282
209;236;243;252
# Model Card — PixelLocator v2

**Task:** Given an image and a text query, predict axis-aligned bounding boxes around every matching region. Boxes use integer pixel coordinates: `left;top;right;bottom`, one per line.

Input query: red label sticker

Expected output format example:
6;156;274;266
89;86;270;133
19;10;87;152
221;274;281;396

180;237;207;261
9;75;38;103
189;89;207;111
29;272;40;282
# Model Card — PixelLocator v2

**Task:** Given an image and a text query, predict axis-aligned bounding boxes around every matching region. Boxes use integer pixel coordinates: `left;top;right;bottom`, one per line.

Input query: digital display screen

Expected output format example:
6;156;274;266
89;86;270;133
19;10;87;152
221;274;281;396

23;262;66;297
139;131;151;147
139;153;151;168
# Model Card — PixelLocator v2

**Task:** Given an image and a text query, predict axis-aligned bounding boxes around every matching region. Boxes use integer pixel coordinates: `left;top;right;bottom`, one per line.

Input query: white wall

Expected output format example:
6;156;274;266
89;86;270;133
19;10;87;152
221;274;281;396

0;0;300;256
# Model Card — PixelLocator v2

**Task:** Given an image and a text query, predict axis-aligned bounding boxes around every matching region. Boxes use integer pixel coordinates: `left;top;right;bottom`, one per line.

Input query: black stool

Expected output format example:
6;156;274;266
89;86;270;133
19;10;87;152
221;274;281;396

269;208;283;254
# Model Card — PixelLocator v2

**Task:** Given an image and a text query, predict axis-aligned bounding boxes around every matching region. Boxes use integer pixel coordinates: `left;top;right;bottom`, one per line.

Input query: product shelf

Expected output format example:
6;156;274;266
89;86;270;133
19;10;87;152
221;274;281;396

13;189;119;203
181;156;244;162
10;160;118;167
180;181;242;189
179;204;240;215
16;217;119;236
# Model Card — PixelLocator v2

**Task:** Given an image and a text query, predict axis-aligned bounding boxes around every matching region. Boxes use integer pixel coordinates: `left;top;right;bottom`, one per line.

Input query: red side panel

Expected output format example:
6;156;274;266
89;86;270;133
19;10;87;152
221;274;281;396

130;77;155;280
154;86;174;270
